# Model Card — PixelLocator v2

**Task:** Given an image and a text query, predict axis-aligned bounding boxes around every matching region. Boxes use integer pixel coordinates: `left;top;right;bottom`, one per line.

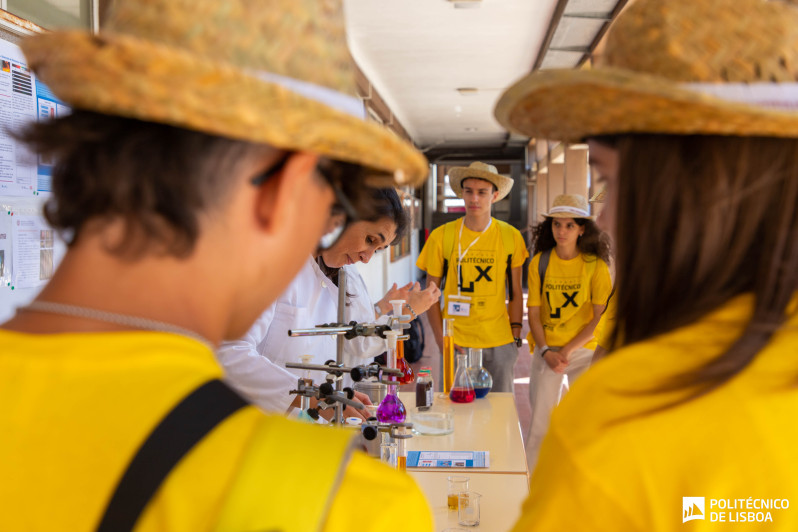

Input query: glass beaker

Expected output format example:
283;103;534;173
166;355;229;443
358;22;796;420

467;348;493;399
457;491;482;526
442;318;455;396
449;353;475;403
380;442;398;469
446;475;469;510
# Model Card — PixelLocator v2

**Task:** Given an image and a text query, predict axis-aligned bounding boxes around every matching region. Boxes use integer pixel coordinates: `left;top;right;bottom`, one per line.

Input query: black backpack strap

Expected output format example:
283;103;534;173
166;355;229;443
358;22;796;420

96;379;248;532
506;254;514;301
538;249;551;295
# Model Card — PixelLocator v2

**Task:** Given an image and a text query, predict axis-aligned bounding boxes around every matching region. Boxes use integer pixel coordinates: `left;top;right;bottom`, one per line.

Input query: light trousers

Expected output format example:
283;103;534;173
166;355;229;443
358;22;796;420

525;345;594;474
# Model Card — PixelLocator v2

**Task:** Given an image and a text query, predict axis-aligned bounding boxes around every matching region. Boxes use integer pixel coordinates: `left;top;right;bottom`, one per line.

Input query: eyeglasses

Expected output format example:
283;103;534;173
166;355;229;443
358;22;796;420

250;153;362;252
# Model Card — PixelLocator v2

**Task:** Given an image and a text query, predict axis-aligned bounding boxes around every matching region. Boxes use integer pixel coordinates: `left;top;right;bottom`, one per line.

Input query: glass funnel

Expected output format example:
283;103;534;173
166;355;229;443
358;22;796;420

389;299;414;384
449;353;475;403
466;348;493;399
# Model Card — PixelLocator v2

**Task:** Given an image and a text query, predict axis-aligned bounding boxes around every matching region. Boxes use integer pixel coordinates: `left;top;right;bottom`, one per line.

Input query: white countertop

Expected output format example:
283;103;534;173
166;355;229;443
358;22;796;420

409;471;529;531
399;391;529;475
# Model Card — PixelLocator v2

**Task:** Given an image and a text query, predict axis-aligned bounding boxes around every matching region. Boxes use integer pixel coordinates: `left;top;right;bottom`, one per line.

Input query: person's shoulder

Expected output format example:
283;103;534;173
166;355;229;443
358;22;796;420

429;219;460;238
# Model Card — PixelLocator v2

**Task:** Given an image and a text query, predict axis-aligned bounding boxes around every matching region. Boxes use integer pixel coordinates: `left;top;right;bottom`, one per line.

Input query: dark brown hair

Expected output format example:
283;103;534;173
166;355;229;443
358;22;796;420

531;216;611;264
16;110;269;258
317;187;408;291
608;134;798;391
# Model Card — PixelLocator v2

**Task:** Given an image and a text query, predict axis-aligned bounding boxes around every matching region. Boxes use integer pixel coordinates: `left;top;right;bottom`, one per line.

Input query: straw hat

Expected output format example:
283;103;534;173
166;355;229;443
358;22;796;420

495;0;798;142
21;0;428;186
543;194;593;219
449;162;514;201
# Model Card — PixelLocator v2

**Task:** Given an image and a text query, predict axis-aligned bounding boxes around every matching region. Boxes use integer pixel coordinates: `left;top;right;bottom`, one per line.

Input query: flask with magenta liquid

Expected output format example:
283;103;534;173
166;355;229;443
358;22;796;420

389;300;414;385
449;353;475;403
467;348;493;399
376;330;406;423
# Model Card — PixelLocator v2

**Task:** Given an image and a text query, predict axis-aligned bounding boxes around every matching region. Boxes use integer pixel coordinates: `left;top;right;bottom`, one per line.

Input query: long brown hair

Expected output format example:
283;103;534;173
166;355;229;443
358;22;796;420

609;134;798;391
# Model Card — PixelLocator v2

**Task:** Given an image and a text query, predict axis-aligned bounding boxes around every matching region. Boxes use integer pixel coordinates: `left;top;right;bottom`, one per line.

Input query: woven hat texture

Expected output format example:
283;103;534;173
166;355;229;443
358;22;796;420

449;161;514;201
495;0;798;142
543;194;594;219
22;0;428;185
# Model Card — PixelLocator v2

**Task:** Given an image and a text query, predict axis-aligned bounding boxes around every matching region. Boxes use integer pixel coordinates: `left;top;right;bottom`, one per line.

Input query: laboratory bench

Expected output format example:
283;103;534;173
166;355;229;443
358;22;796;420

397;391;530;531
399;391;529;475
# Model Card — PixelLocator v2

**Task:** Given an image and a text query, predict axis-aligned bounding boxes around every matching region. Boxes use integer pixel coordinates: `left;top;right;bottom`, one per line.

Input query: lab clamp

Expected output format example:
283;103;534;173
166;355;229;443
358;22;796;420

285;270;410;422
284;269;414;457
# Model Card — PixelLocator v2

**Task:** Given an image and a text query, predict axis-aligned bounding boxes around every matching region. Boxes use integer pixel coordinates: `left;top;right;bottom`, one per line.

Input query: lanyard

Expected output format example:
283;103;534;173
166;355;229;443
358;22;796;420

455;217;492;297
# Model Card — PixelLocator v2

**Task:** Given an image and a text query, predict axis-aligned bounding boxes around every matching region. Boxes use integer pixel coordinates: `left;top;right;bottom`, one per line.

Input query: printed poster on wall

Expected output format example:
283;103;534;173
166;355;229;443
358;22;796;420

0;211;10;286
0;39;68;196
11;212;54;289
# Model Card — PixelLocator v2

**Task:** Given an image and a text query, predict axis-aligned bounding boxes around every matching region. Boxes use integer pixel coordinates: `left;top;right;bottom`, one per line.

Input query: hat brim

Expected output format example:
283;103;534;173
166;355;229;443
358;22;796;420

495;67;798;143
542;211;594;220
23;31;429;186
448;167;514;201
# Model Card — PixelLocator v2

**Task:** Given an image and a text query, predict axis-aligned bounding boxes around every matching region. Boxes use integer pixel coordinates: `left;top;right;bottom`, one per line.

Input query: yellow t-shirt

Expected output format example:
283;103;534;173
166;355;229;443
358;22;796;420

0;330;433;532
416;217;529;348
512;294;798;531
527;250;612;350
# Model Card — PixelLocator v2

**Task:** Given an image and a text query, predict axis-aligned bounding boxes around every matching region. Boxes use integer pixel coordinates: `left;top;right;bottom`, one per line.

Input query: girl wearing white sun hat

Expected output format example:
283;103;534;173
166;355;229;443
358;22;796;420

525;194;612;474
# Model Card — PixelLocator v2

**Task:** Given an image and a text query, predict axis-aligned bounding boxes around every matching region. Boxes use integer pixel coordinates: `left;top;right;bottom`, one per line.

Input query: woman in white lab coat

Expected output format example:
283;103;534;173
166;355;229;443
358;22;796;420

217;188;440;419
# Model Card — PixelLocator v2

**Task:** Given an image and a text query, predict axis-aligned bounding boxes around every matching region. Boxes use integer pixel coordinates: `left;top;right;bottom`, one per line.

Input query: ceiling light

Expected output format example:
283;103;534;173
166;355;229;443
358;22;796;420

456;87;479;95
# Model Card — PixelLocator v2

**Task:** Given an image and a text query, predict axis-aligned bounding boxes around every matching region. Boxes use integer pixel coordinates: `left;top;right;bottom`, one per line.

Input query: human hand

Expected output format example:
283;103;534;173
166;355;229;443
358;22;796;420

543;349;569;373
407;281;441;316
379;282;414;311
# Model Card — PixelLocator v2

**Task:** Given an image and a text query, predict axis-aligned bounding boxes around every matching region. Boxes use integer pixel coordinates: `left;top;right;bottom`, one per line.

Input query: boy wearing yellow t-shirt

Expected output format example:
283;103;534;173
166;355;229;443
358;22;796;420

417;162;529;392
0;2;433;531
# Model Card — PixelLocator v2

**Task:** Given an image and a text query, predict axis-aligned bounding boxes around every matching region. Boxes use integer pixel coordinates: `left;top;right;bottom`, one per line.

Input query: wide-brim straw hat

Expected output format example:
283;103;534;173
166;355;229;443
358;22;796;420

495;0;798;142
21;0;428;187
543;194;593;220
449;162;514;201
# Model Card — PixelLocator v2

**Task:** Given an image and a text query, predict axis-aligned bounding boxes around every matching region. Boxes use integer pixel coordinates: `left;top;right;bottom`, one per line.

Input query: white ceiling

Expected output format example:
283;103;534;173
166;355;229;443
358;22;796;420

345;0;622;153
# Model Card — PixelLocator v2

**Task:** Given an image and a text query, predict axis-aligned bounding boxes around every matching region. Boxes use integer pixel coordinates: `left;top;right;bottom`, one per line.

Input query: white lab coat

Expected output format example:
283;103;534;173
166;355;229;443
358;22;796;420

217;256;389;413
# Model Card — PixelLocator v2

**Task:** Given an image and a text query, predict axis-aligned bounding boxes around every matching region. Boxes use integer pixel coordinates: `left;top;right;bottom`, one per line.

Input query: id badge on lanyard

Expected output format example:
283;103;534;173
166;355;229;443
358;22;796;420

447;295;471;317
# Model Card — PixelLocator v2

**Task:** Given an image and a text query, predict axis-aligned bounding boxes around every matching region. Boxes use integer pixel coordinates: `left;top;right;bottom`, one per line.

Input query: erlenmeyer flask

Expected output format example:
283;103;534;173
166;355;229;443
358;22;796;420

377;330;407;423
467;348;493;399
449;353;475;403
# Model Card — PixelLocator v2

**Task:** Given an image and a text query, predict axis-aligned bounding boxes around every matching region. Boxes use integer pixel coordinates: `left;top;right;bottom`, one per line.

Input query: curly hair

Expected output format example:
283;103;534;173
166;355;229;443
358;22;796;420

530;216;611;263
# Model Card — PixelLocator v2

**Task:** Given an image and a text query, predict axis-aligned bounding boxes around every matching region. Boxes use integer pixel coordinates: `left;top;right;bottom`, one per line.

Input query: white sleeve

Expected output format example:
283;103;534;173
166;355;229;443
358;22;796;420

216;304;297;414
342;267;389;363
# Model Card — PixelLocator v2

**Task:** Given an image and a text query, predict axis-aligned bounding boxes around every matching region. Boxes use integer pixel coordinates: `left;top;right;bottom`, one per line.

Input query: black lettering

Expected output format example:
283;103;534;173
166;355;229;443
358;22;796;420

459;266;474;293
562;291;579;308
546;291;561;319
474;265;492;282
